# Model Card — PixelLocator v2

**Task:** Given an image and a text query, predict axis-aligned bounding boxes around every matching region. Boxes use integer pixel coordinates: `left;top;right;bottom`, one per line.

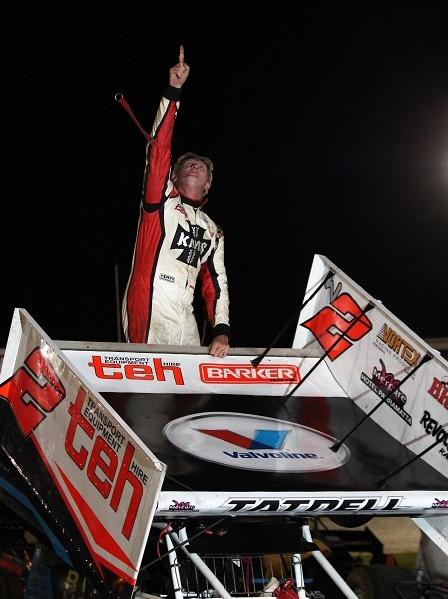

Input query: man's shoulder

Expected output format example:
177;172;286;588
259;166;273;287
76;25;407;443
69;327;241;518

200;210;223;232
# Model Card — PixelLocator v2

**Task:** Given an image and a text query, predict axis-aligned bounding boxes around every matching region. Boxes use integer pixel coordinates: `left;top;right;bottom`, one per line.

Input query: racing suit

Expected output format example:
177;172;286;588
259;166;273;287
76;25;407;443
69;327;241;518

122;86;230;346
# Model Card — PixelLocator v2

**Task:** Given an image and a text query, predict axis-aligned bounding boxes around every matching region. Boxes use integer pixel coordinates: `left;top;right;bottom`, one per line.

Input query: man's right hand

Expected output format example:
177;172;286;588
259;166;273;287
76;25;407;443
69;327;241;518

169;45;190;88
209;334;230;358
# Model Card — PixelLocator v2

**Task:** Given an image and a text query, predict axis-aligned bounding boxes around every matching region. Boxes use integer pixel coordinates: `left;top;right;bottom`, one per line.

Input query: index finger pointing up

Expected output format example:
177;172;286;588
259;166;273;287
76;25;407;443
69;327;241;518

179;44;184;65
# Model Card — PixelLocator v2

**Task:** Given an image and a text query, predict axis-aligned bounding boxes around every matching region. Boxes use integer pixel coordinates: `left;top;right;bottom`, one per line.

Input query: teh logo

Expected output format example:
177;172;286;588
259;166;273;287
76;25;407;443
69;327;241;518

66;389;144;539
88;355;185;385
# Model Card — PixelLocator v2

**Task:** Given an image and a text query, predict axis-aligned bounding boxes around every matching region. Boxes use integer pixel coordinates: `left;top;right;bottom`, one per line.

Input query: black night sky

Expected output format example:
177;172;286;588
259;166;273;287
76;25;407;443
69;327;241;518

1;4;448;349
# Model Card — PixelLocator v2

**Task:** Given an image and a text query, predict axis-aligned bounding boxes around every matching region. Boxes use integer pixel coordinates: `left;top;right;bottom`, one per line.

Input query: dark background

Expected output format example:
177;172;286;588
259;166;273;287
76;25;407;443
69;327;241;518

2;4;447;349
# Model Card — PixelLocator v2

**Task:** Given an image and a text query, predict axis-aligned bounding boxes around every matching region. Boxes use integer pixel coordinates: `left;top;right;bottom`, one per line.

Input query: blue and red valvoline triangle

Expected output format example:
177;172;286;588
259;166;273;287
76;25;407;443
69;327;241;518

196;428;289;450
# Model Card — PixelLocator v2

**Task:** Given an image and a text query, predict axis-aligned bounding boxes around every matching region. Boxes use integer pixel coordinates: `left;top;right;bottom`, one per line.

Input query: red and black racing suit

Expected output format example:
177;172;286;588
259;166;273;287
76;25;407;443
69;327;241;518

122;86;230;345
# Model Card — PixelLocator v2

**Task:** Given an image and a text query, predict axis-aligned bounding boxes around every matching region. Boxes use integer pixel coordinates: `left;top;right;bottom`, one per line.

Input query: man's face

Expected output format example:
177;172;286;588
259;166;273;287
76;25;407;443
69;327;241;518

174;158;211;194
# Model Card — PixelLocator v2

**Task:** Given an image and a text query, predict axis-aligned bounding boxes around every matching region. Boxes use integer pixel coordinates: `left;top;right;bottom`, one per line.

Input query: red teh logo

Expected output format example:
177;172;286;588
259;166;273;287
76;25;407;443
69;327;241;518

65;388;144;540
301;293;372;361
0;347;65;437
0;348;145;542
88;355;185;385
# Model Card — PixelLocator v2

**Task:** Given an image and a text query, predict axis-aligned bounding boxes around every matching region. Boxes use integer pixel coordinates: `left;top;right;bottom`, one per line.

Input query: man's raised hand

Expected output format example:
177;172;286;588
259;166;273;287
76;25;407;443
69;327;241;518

169;44;190;88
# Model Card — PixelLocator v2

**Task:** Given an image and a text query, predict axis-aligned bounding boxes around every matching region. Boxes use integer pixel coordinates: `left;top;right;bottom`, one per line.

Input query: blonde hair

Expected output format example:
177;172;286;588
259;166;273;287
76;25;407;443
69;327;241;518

172;152;214;185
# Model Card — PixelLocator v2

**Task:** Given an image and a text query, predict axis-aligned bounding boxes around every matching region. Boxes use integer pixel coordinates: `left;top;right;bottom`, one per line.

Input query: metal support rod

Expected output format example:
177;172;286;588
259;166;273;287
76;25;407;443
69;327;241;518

378;436;441;488
114;263;122;342
251;269;335;368
301;523;359;599
331;352;432;452
281;301;374;402
165;532;184;599
292;553;308;599
175;527;233;599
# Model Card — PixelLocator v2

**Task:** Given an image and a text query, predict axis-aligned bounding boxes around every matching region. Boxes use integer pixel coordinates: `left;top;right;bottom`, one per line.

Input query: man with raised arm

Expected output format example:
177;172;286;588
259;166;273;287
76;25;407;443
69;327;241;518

122;46;230;357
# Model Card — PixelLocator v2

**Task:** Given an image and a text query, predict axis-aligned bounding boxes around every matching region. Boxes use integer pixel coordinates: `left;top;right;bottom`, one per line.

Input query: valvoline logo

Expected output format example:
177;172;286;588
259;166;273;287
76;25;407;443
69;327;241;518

199;428;290;450
163;413;349;473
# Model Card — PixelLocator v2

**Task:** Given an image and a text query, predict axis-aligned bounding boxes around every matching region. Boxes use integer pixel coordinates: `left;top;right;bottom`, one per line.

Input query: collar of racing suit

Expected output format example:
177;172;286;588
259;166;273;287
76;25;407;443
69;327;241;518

180;194;208;208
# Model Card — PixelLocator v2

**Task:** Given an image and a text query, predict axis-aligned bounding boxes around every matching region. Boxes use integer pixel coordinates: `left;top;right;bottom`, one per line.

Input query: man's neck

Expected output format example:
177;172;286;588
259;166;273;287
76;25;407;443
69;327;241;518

176;183;203;202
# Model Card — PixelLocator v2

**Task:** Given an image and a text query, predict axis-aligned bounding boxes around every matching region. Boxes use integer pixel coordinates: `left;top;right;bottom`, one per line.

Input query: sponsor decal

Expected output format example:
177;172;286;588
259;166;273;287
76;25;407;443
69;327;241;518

221;496;403;513
0;350;148;540
163;413;350;473
0;347;66;437
82;396;126;454
67;390;148;540
374;324;421;368
160;273;175;283
432;498;448;509
428;376;448;410
88;355;185;385
199;363;300;384
420;410;448;460
167;500;198;512
360;359;412;425
301;292;372;361
171;222;211;267
174;203;187;217
0;346;158;586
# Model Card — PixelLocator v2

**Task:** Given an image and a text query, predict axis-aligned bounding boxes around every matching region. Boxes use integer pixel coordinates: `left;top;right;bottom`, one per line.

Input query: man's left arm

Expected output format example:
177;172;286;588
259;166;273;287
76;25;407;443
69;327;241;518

199;230;230;357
